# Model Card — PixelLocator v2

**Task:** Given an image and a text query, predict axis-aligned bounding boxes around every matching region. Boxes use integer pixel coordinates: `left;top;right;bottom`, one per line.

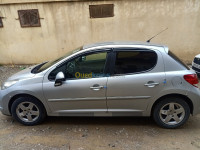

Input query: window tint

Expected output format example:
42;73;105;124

114;51;157;74
49;52;107;80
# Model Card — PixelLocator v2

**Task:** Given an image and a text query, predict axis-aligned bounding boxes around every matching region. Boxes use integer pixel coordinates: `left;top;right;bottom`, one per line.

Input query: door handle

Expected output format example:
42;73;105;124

144;82;159;88
90;85;104;91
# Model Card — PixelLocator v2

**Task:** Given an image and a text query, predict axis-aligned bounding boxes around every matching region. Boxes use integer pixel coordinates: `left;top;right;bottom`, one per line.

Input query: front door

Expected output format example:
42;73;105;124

43;51;109;116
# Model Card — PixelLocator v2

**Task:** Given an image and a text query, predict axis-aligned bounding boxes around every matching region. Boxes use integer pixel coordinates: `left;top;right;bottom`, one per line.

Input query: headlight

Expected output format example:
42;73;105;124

1;80;18;90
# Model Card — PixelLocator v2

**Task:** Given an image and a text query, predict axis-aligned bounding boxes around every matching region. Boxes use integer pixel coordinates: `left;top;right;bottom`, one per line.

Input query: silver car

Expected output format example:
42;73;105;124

0;42;200;128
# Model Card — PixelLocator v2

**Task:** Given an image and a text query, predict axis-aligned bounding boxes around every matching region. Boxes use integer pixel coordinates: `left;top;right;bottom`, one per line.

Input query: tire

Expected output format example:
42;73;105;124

153;97;190;129
11;97;46;126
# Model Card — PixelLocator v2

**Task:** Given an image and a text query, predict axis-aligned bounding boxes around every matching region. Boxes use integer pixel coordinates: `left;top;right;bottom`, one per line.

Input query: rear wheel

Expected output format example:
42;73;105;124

153;97;190;129
11;97;46;126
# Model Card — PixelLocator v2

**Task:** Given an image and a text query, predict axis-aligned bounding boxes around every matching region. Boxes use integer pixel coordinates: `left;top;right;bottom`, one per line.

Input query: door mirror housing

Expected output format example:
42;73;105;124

55;72;65;87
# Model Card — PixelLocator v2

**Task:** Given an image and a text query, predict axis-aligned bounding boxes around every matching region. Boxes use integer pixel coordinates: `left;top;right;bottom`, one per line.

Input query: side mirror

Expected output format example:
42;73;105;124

54;72;65;87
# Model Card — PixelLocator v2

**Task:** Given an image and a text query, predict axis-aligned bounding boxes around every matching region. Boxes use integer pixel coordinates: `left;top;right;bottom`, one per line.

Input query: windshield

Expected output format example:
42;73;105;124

32;46;83;73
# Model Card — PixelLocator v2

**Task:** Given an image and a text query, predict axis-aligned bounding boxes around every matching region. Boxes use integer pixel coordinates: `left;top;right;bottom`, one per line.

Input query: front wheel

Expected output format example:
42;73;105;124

11;97;46;126
153;97;190;129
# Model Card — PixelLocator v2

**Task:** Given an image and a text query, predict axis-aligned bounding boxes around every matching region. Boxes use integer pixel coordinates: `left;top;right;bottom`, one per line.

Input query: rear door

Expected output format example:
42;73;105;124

106;48;166;116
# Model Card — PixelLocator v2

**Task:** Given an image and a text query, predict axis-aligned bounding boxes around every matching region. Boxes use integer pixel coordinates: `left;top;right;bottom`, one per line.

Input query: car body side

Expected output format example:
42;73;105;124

0;44;200;117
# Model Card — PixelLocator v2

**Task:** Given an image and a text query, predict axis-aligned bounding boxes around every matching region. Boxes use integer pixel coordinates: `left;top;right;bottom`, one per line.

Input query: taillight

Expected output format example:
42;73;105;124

184;74;199;87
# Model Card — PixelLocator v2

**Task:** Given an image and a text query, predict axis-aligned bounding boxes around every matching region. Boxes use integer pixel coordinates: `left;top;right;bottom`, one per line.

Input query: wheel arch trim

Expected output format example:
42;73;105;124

150;94;193;116
8;93;49;115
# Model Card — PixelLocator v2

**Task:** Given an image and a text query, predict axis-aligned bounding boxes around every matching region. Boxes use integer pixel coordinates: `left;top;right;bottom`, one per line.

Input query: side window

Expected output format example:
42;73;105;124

49;52;107;80
114;51;157;75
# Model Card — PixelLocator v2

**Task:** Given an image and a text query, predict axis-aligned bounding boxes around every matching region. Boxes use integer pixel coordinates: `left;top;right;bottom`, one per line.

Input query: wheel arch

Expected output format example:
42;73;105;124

151;94;194;116
8;94;47;115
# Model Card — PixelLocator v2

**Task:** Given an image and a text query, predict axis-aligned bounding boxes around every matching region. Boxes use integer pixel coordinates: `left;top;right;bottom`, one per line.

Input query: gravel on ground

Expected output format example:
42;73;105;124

0;65;200;150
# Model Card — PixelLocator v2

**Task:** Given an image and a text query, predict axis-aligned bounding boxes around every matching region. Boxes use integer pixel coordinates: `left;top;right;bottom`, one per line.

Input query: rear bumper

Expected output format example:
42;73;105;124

187;87;200;115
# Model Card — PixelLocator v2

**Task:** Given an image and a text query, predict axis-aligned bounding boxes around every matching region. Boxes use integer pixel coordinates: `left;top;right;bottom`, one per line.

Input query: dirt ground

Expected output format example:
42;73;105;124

1;66;200;150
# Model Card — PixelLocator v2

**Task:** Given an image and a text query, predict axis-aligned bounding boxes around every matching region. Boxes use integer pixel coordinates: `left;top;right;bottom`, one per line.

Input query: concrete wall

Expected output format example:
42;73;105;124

0;0;200;64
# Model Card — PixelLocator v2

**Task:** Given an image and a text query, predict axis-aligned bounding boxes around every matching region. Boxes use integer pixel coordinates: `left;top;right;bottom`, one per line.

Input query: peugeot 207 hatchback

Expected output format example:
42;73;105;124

0;42;200;129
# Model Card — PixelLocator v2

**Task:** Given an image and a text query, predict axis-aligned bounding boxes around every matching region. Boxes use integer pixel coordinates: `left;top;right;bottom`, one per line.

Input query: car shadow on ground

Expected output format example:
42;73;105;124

2;114;198;130
43;116;157;127
41;116;198;129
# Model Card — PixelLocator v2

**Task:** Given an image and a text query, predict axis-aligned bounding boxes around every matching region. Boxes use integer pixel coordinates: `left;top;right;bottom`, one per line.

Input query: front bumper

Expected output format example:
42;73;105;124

0;89;11;116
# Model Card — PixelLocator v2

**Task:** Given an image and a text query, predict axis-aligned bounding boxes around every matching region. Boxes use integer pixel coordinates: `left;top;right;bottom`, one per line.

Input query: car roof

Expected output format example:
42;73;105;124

83;41;167;49
40;41;168;74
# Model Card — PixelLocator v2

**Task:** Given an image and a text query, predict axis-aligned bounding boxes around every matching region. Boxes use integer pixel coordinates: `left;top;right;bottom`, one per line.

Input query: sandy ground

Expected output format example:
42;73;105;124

1;66;200;150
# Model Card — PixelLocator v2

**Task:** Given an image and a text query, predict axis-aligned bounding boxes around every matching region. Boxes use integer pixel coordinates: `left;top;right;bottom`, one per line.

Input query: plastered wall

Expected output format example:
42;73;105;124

0;0;200;64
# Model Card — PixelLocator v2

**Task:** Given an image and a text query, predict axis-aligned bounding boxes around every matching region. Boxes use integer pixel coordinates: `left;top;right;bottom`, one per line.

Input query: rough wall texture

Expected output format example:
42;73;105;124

0;0;200;64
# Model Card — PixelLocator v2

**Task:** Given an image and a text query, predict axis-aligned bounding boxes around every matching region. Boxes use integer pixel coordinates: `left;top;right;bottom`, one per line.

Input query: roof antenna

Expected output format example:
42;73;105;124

146;28;168;43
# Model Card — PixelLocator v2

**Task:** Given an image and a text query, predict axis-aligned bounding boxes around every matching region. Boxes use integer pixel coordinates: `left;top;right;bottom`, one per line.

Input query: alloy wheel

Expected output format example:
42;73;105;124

16;102;40;123
159;102;185;125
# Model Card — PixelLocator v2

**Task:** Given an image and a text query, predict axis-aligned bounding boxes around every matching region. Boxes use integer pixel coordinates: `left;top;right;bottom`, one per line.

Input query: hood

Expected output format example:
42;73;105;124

7;65;37;81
